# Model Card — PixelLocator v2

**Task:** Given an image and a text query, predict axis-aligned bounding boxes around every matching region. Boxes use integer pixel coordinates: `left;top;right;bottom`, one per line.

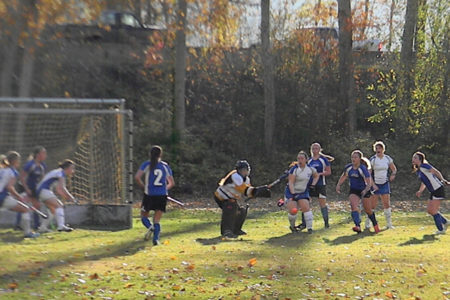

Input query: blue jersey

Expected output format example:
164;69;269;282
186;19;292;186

23;160;47;192
416;163;443;192
308;155;330;186
37;168;66;194
139;160;173;196
343;163;370;191
0;167;19;203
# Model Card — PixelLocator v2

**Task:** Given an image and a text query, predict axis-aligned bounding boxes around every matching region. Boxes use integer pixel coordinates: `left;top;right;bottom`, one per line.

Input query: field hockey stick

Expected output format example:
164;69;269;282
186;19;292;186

17;200;48;219
167;196;185;206
267;170;289;188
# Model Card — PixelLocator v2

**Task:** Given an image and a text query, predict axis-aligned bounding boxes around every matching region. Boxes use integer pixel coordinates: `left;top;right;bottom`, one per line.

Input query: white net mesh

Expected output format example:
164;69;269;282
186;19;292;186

0;99;132;205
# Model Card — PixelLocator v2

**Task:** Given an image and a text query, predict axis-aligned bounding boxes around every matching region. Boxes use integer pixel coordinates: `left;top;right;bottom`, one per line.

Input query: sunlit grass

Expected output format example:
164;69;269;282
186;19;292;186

0;207;448;299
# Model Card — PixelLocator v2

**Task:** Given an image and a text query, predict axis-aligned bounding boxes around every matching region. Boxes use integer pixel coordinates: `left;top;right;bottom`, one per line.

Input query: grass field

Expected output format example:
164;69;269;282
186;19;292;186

0;204;449;300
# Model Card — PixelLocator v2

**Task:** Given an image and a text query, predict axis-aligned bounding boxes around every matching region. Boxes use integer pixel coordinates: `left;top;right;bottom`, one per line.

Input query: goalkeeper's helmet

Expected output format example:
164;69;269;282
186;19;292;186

236;160;251;175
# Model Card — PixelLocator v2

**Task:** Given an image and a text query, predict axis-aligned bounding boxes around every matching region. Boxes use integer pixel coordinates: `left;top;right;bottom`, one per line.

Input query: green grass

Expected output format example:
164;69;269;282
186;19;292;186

0;208;449;300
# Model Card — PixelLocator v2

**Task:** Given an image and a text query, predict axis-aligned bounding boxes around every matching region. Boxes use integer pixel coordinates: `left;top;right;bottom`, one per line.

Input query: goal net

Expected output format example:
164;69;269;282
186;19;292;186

0;98;133;205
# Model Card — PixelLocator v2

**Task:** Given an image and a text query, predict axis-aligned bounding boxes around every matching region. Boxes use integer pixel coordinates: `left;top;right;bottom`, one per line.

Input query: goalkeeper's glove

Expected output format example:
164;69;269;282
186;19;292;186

253;185;271;198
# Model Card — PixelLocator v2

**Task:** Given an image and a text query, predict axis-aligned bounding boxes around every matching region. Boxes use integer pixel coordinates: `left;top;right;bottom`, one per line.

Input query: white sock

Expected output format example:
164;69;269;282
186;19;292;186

384;208;392;226
55;207;65;229
21;212;31;234
288;213;297;228
304;211;313;230
365;217;371;228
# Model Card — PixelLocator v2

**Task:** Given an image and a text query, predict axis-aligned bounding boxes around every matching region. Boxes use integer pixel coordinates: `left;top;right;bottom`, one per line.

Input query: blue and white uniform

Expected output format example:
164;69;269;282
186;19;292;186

416;163;444;200
139;160;173;196
23;160;46;197
308;155;330;199
343;163;371;197
307;156;330;186
288;164;317;200
0;167;20;209
370;155;393;195
37;168;66;202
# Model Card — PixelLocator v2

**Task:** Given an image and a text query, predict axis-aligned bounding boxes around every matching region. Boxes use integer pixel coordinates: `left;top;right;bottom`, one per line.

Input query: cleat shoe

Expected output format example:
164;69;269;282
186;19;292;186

222;230;238;239
352;226;362;233
324;222;330;228
57;225;74;232
289;226;299;233
235;230;247;236
435;230;446;235
24;232;40;238
152;239;160;246
385;224;395;230
443;222;449;233
374;224;380;233
307;228;313;234
296;224;306;231
144;225;154;241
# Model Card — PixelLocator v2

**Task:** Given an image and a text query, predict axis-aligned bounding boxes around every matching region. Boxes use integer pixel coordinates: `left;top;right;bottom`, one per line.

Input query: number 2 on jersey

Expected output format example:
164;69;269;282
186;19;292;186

153;169;163;186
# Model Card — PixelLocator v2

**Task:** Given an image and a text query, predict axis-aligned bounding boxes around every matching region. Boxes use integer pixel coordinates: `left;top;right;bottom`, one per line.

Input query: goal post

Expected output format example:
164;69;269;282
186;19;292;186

0;97;134;208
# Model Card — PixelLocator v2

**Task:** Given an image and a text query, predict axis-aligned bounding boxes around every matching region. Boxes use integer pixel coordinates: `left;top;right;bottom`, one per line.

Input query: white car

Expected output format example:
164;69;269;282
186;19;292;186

353;39;383;52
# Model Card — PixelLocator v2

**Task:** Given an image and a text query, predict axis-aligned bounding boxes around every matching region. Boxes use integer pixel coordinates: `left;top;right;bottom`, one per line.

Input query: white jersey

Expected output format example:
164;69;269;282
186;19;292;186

289;164;317;193
0;167;19;199
37;168;66;194
370;154;393;185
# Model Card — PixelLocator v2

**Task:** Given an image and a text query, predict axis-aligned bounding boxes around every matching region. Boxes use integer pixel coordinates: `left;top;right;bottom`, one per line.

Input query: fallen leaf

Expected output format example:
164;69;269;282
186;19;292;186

8;282;18;290
248;258;257;267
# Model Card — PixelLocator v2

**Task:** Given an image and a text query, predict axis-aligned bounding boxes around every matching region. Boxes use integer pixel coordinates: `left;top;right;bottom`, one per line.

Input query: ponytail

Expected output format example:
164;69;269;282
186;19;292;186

310;142;334;162
149;146;162;170
412;151;427;172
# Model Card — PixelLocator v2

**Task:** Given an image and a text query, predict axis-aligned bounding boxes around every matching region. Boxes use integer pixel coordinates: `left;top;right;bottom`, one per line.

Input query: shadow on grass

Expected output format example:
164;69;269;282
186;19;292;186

265;231;314;247
0;220;219;283
0;230;26;243
398;234;438;246
322;230;377;245
195;236;250;245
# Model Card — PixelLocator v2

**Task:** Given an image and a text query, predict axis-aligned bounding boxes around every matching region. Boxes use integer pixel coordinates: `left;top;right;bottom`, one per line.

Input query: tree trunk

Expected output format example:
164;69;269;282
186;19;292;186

398;0;419;135
338;0;354;136
388;0;396;51
261;0;275;153
0;2;24;96
174;0;187;138
361;0;369;40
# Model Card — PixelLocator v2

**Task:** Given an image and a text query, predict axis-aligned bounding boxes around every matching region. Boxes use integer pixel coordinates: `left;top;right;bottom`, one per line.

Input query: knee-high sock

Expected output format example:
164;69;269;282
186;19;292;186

351;211;361;227
320;206;329;223
288;213;297;228
365;215;371;228
39;208;51;230
432;214;443;231
21;212;31;234
304;211;313;230
153;223;161;241
368;212;378;226
384;208;392;226
55;207;65;229
141;217;151;229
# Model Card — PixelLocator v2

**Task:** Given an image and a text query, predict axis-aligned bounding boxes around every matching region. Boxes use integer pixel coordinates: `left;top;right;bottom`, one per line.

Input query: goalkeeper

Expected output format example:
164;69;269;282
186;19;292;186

214;160;271;239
